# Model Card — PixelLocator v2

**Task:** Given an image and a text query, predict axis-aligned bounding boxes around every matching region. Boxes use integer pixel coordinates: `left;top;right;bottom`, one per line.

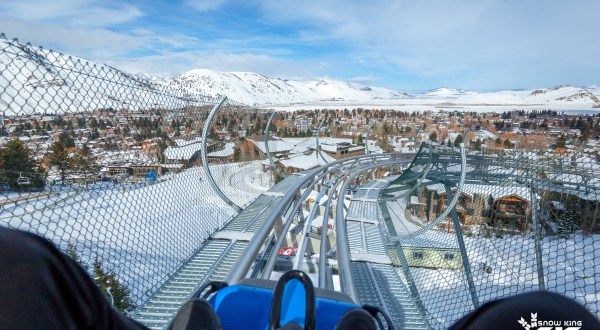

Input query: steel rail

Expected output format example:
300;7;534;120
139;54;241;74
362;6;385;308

260;157;398;280
260;169;349;280
227;153;412;284
294;159;400;272
335;162;403;303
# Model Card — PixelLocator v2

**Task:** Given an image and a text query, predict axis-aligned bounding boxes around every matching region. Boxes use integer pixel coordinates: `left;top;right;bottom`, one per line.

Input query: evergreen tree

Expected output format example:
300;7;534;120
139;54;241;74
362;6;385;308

92;258;135;313
48;141;70;182
64;244;135;313
71;144;100;185
454;134;463;146
233;146;241;162
429;131;438;143
0;139;41;189
59;132;75;149
557;199;580;238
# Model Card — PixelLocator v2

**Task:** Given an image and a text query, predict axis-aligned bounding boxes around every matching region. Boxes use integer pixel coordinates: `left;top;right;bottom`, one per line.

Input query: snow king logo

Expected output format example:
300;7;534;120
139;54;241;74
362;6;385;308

518;312;582;330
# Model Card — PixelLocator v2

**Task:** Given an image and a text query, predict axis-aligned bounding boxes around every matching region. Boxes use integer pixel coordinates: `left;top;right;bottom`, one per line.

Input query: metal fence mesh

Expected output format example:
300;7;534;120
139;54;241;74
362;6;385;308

0;35;267;311
383;143;600;328
2;34;599;329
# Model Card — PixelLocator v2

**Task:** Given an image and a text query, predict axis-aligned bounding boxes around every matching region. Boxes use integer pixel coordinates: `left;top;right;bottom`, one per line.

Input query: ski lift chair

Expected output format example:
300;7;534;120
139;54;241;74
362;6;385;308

170;270;394;330
17;173;30;186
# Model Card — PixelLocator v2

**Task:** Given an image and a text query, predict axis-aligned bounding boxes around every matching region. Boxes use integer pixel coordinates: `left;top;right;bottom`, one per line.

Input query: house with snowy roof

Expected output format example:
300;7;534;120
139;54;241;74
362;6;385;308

417;183;533;233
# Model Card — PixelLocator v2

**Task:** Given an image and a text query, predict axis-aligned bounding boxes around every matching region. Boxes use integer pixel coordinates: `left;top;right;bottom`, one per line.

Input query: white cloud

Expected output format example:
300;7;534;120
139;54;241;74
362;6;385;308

105;51;324;80
184;0;228;12
0;16;147;56
349;75;378;84
0;0;143;28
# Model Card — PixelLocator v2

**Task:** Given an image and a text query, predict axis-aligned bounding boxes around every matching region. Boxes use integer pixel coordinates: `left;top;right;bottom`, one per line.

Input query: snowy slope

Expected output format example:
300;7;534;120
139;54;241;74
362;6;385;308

420;88;477;99
453;85;600;107
0;38;203;115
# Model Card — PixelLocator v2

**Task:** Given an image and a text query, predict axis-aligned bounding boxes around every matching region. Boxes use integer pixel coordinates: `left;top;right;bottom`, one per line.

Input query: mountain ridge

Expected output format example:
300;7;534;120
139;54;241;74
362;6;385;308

1;37;599;113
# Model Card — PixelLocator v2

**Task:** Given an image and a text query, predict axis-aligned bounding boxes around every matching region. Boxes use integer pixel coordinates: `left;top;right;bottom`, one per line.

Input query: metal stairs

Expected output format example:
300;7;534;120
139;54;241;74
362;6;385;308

132;240;248;328
346;180;430;329
352;262;429;329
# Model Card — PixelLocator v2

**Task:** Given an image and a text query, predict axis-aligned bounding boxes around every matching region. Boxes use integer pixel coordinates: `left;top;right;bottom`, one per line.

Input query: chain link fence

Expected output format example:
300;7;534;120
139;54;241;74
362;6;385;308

383;143;600;328
0;35;268;311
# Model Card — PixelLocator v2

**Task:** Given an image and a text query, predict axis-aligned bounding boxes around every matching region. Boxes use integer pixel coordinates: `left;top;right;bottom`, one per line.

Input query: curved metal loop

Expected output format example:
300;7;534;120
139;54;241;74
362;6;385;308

265;111;286;177
201;97;242;212
413;125;422;149
315;118;330;163
365;123;374;155
269;270;317;330
396;144;434;200
395;143;467;240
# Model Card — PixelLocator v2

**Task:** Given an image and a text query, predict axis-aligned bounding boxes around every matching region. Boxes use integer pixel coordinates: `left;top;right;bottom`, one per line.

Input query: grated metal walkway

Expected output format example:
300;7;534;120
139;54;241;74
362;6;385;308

352;262;429;329
132;174;301;329
346;179;430;329
132;240;248;328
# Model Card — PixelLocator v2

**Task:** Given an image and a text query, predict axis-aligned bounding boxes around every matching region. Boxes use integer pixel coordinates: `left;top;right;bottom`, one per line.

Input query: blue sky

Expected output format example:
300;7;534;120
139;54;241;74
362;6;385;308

0;0;598;92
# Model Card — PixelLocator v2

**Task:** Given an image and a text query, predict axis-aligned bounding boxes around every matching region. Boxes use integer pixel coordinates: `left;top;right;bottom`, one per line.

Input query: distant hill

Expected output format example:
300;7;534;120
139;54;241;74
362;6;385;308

166;69;411;106
1;37;599;113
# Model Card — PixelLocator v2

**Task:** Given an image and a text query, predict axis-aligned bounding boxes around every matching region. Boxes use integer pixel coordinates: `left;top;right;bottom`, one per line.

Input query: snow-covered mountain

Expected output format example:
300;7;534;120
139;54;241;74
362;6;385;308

167;69;410;105
452;85;600;106
0;38;199;115
420;88;477;99
1;37;599;112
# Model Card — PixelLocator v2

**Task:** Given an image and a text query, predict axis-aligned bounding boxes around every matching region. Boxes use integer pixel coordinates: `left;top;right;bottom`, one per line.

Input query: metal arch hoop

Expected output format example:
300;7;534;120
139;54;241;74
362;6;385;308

394;143;467;240
265;111;286;177
396;144;434;200
413;125;422;149
201;96;242;212
365;123;374;155
316;118;330;163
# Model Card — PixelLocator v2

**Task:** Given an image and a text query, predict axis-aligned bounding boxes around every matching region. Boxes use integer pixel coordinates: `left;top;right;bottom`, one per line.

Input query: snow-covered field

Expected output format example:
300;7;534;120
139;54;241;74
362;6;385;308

0;162;267;305
402;233;600;328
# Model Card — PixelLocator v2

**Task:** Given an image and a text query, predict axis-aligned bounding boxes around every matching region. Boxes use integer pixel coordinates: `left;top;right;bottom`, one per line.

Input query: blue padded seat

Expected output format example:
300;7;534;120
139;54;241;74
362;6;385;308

208;278;360;330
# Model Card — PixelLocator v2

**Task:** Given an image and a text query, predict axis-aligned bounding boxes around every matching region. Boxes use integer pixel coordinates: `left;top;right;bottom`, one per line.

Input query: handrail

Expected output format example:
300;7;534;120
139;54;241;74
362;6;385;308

201;97;242;212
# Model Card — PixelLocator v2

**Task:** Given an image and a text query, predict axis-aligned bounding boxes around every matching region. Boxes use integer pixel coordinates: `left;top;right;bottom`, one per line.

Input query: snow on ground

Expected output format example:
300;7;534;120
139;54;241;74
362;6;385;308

389;199;600;328
0;163;267;305
210;161;271;207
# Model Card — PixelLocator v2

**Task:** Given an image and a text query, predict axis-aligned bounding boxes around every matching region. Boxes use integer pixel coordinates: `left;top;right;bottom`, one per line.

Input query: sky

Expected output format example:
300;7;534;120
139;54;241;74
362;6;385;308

0;0;598;92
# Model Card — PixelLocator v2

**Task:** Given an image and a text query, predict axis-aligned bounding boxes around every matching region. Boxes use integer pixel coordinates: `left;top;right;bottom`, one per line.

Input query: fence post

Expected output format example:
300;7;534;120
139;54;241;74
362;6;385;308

530;187;546;290
445;184;480;309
